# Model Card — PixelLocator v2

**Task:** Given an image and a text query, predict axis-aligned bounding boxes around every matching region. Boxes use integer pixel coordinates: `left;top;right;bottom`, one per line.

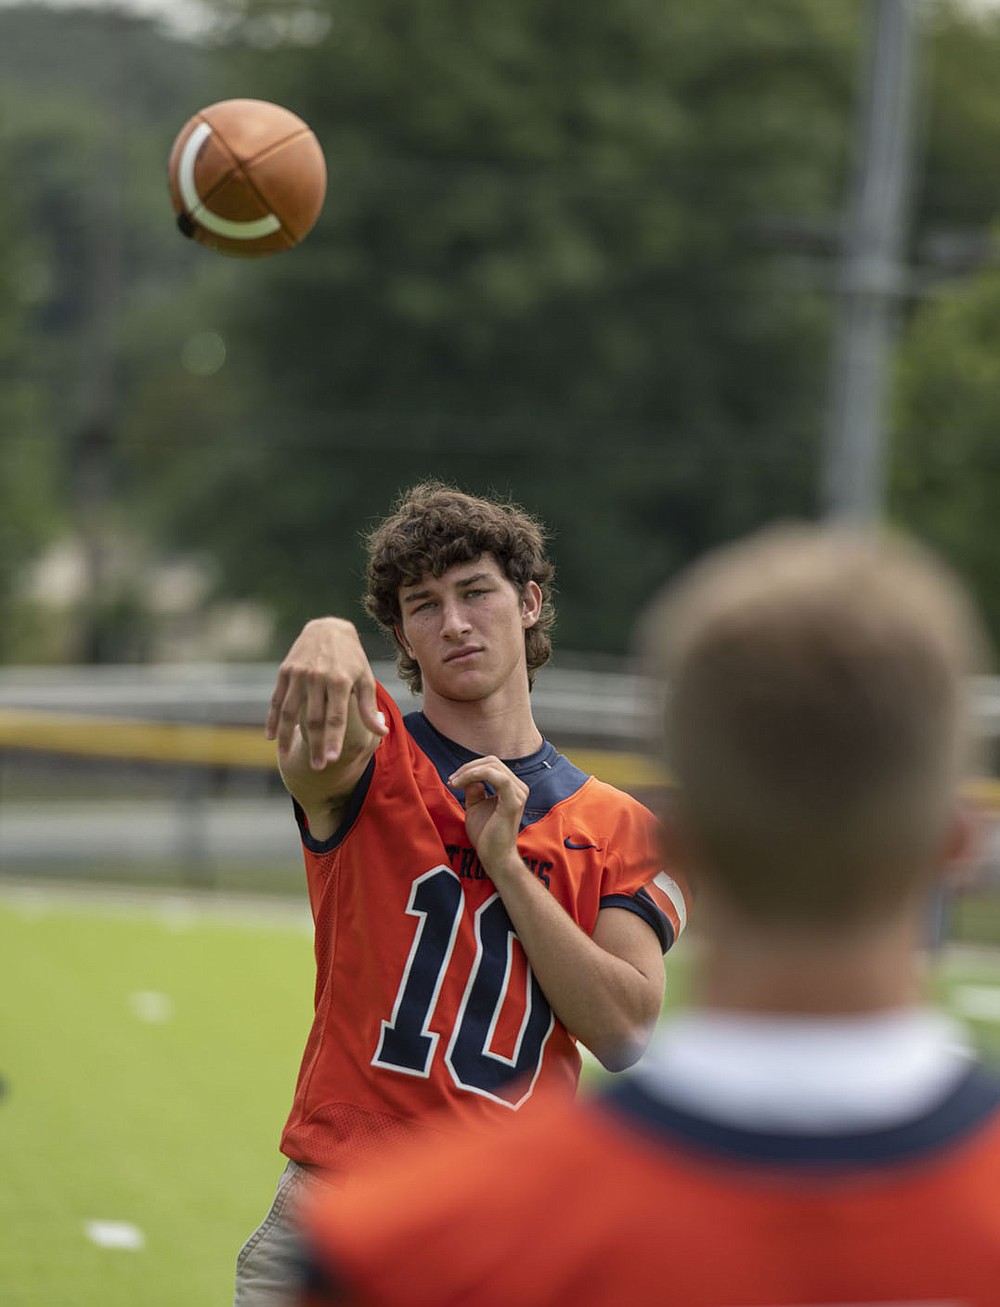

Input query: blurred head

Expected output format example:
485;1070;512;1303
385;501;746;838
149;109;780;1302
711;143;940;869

364;481;556;694
643;525;989;933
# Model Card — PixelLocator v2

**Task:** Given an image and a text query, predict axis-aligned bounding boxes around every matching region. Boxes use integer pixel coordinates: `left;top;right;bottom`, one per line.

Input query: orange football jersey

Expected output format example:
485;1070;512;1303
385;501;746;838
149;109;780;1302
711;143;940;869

279;685;686;1171
301;1048;1000;1307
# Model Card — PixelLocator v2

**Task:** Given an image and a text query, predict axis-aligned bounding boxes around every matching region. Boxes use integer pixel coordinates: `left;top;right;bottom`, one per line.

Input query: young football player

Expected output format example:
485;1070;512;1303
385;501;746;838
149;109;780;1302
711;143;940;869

233;481;688;1306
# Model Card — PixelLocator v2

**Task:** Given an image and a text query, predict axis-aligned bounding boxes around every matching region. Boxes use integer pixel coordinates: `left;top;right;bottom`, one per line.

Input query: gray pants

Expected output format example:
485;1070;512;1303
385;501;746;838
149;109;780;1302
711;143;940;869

234;1161;337;1307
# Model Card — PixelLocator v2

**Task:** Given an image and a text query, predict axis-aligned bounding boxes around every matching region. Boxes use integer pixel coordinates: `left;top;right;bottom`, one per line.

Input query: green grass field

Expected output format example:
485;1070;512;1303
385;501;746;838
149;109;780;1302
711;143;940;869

0;885;315;1307
4;882;1000;1307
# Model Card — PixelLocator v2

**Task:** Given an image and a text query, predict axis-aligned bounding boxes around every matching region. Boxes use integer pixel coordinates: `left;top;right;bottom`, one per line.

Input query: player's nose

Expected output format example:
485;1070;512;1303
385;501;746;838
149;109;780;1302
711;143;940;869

440;599;472;638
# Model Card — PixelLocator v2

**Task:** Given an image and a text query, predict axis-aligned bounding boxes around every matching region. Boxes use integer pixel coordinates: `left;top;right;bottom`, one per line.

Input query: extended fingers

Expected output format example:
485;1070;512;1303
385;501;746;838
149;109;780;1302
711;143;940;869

304;670;349;768
266;617;385;768
265;667;290;741
267;666;307;756
355;675;389;739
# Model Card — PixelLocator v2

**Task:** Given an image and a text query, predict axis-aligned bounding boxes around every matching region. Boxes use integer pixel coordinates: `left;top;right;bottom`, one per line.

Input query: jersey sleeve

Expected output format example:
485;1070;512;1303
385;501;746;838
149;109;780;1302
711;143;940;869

596;793;691;953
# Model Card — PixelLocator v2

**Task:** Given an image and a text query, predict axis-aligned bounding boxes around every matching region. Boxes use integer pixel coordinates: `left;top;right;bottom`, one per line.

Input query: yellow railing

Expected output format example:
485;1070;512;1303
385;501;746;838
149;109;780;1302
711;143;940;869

0;708;274;768
0;708;671;789
3;707;999;809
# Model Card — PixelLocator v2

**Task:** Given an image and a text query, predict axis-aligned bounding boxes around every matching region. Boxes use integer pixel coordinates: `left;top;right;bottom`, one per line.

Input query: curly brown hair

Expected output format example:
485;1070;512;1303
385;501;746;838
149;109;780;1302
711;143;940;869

363;481;556;694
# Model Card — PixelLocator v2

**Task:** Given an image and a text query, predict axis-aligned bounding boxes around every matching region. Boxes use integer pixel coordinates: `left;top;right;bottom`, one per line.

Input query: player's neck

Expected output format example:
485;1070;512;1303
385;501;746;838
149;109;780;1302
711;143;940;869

421;686;543;760
692;910;927;1017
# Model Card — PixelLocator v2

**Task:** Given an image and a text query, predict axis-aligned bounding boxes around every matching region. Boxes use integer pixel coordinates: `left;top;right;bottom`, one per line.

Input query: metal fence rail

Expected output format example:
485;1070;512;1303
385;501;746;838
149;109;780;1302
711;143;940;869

1;663;998;887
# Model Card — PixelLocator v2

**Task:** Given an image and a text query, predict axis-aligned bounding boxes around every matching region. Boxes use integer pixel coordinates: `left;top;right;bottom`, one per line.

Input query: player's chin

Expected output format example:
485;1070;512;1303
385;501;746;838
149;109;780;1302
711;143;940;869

442;681;491;703
434;667;495;700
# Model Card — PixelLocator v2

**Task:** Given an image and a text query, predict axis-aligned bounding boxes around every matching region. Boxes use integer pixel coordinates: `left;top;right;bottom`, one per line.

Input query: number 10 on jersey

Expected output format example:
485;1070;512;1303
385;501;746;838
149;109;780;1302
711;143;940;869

373;866;555;1108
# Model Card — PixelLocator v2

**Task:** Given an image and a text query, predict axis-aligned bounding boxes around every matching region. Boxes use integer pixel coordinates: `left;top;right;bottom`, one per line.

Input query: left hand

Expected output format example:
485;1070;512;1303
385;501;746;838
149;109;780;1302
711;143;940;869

448;756;528;873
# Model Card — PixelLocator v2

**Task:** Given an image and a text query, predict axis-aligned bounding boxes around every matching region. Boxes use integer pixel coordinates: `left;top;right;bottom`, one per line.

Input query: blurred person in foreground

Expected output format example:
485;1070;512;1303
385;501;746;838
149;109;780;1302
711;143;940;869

294;523;1000;1307
234;482;688;1305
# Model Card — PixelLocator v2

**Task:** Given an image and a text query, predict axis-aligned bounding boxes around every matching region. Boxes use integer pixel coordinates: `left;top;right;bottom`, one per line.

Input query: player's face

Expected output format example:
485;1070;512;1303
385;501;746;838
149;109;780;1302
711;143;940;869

398;556;542;703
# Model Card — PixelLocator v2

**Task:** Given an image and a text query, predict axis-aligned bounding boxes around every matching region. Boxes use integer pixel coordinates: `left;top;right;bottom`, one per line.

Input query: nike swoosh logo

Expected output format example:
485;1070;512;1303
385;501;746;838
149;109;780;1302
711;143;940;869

564;838;598;851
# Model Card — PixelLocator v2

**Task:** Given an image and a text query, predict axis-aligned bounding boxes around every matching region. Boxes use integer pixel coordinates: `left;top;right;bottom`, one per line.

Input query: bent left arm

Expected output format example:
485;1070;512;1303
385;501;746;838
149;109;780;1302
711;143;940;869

448;757;665;1072
496;878;665;1072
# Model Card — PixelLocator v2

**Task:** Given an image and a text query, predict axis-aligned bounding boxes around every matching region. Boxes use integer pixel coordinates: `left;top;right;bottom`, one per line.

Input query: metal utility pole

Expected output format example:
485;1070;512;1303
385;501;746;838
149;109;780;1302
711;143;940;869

73;12;126;662
822;0;921;523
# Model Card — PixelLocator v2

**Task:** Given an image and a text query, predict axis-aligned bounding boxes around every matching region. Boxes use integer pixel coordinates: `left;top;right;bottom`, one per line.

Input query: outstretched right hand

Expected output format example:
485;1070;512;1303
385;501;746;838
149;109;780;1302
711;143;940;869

266;618;388;770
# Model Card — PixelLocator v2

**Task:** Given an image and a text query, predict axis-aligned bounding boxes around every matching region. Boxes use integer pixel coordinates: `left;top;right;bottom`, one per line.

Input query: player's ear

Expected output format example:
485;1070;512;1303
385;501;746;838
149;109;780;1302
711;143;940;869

394;624;414;656
941;797;988;891
658;789;697;879
520;581;543;629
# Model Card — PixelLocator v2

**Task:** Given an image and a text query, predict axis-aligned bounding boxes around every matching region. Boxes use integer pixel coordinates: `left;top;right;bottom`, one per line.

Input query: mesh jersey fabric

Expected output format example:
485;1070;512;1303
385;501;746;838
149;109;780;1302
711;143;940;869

279;683;684;1171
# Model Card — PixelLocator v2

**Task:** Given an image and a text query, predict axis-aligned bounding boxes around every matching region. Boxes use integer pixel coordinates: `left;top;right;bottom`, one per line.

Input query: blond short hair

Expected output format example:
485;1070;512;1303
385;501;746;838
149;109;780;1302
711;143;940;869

644;525;989;929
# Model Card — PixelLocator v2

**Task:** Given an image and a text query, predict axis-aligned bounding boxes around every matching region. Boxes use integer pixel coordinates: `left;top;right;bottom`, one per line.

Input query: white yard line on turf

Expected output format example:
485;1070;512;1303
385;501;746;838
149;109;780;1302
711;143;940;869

0;875;311;930
83;1220;146;1251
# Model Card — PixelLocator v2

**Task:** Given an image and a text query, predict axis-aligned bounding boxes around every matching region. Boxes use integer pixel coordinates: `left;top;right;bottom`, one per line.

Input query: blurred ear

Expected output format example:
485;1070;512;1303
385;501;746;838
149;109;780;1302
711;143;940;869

658;789;698;879
393;624;413;655
941;797;990;891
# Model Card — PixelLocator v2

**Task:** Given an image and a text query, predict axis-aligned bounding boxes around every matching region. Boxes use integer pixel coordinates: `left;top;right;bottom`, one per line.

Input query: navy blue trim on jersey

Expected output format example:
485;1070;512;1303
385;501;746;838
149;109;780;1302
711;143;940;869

600;890;675;954
602;1062;1000;1169
293;756;377;854
404;712;590;829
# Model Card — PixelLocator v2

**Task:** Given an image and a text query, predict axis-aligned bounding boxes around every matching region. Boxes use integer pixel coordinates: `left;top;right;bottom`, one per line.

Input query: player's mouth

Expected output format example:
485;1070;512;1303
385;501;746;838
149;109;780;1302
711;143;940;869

443;646;484;665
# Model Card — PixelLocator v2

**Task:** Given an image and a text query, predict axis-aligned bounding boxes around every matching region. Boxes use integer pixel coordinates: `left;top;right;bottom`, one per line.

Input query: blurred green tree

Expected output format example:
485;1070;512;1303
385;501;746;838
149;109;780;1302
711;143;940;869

0;4;228;660
892;267;1000;640
8;0;1000;662
890;2;1000;642
124;0;862;654
0;138;55;660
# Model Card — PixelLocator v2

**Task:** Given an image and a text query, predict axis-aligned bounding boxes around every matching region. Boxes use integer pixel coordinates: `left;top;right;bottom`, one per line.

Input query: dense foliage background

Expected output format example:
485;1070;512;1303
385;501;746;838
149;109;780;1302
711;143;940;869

4;0;1000;660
